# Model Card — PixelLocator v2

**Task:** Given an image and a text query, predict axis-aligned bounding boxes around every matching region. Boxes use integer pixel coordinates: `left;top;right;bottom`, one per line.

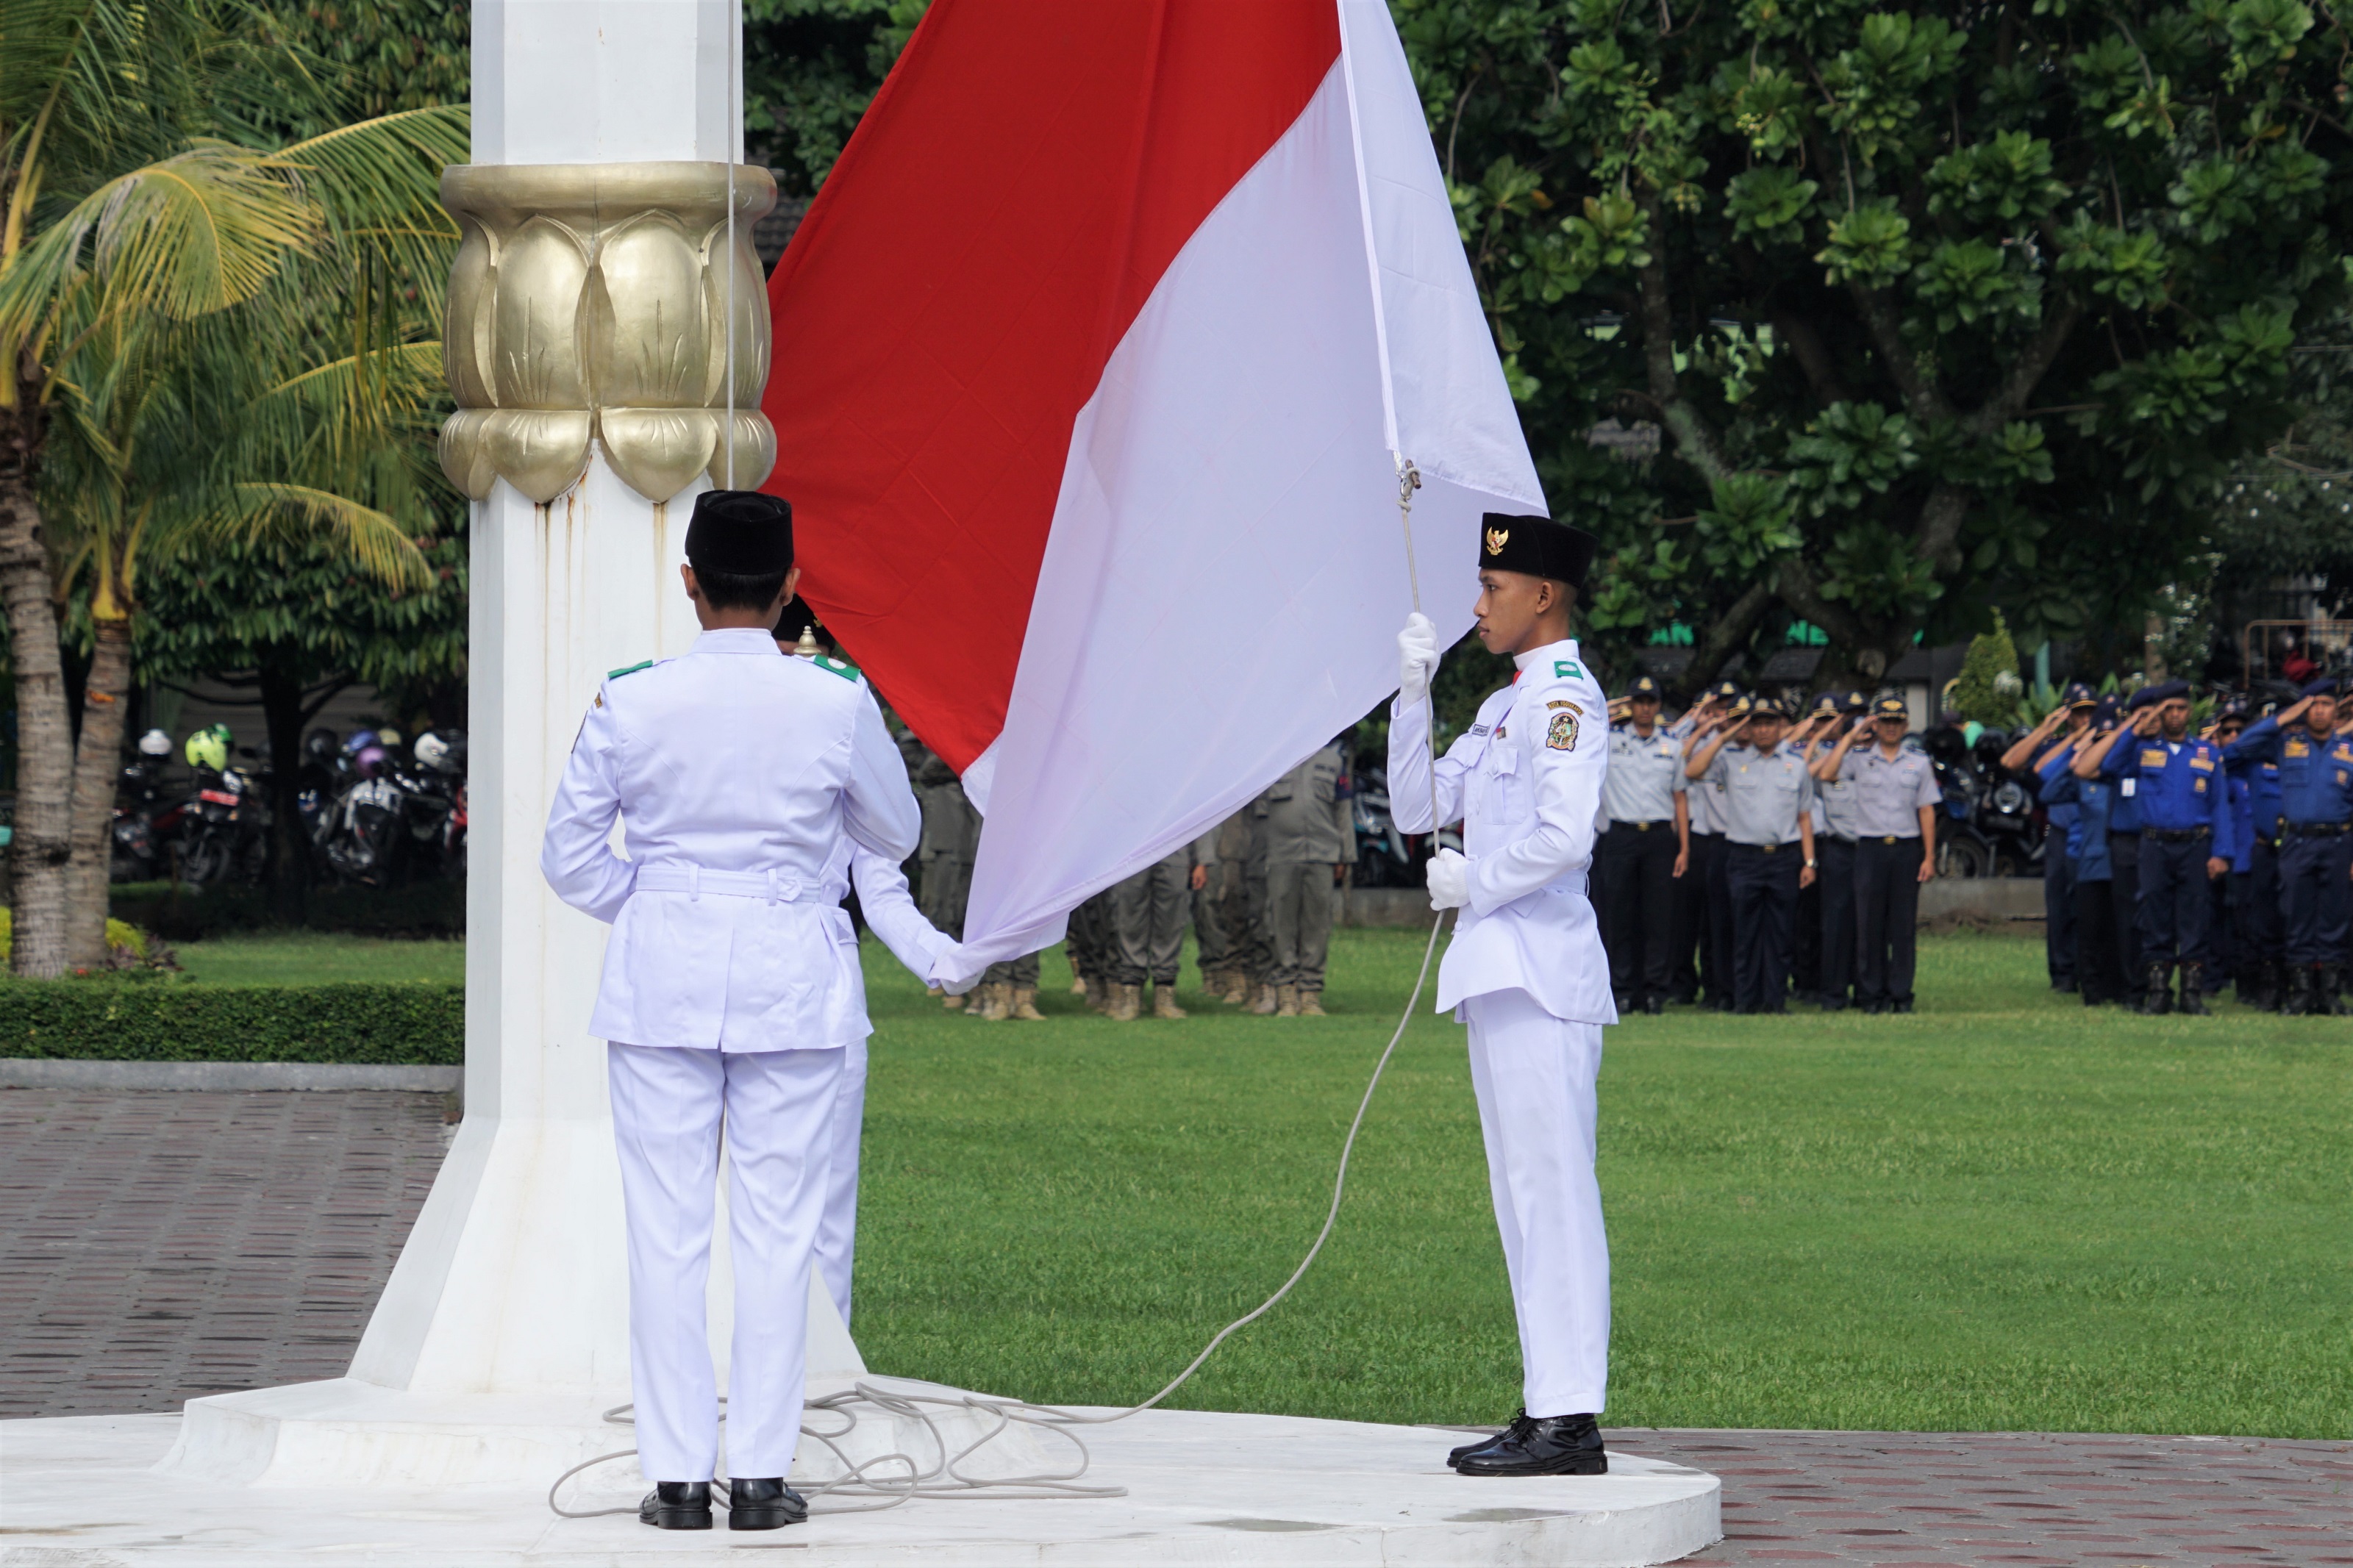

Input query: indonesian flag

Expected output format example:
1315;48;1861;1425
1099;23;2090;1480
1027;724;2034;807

764;0;1543;976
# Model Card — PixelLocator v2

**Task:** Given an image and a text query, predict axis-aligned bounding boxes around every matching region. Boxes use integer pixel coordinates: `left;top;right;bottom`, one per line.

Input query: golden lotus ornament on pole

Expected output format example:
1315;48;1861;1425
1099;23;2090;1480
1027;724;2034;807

438;161;777;505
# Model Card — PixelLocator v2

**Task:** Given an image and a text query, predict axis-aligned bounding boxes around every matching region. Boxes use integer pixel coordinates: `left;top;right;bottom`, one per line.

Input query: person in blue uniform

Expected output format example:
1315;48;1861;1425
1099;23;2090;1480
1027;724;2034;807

2207;701;2254;1004
2222;697;2288;1009
2038;705;2124;1004
2002;682;2096;991
2084;680;2234;1014
2224;679;2353;1014
2074;687;2157;991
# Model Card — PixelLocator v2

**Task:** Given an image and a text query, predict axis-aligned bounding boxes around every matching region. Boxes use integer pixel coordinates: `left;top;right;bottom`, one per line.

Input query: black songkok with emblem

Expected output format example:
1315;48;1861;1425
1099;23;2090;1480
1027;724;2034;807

686;490;794;576
1479;512;1599;590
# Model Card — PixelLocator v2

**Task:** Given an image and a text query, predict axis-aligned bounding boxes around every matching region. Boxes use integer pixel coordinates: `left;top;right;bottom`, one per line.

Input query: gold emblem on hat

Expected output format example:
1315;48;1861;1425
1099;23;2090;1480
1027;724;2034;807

1485;526;1509;556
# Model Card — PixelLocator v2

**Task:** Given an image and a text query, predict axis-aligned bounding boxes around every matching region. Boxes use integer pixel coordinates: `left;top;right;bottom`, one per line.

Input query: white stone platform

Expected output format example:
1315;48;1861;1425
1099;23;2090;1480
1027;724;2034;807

2;1406;1719;1566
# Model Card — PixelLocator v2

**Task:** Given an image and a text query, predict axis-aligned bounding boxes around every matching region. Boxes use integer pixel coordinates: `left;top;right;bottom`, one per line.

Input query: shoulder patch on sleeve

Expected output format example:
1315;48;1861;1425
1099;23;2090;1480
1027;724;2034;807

1546;712;1580;751
811;654;861;683
606;659;654;681
1546;698;1582;713
1553;659;1585;681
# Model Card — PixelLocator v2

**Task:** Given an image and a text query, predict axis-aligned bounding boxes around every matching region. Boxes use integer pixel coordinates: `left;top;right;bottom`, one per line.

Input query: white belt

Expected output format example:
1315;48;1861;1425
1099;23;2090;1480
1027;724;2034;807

632;864;815;903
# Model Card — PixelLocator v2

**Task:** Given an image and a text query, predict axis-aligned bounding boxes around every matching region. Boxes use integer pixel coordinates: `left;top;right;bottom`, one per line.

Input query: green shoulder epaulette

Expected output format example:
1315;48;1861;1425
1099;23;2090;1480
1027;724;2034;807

607;659;655;680
811;654;861;683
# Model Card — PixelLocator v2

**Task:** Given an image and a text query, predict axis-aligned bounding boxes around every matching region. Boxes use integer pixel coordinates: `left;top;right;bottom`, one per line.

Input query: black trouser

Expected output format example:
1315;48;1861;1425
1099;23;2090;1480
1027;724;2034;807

1854;836;1924;1006
2074;874;2125;1003
1702;832;1736;1008
1793;870;1821;998
1666;832;1703;1002
2244;835;2283;977
2107;831;2142;980
1816;837;1857;1007
2043;823;2077;985
1726;842;1800;1012
2136;831;2213;971
1599;820;1677;1002
2279;827;2353;964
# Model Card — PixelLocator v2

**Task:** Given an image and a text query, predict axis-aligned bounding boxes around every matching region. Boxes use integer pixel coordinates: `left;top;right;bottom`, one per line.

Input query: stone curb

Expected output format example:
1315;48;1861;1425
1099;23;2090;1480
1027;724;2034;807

0;1058;460;1092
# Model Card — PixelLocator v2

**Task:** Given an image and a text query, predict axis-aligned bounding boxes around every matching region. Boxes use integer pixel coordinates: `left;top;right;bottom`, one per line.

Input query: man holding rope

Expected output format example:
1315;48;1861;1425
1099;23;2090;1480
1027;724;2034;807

1390;512;1615;1478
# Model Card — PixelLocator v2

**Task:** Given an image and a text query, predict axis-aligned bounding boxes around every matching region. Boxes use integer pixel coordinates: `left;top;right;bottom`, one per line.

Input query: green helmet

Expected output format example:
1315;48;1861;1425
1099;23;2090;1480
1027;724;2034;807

185;724;229;772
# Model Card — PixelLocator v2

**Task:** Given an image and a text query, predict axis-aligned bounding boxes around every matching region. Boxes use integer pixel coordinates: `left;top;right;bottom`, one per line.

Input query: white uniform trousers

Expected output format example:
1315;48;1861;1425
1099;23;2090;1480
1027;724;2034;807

813;1037;868;1327
607;1042;843;1481
1462;987;1610;1416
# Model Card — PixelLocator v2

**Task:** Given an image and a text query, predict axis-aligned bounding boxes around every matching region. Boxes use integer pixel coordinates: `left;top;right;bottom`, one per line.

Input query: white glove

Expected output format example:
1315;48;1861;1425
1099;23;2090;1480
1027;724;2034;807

1425;847;1468;911
1399;612;1440;705
926;945;983;995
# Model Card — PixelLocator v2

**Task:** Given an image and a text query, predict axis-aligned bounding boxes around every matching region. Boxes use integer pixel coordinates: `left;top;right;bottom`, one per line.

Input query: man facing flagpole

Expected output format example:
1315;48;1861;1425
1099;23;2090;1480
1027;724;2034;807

1389;512;1615;1478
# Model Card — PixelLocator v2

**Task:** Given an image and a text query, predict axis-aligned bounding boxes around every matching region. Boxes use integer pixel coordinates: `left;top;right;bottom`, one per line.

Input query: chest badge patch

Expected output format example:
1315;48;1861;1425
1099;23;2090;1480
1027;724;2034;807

1547;712;1579;751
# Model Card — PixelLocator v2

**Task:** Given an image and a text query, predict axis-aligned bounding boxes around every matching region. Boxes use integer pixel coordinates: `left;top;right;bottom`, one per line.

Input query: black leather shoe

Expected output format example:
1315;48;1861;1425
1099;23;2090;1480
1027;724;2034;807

1643;995;1665;1015
2177;967;2210;1015
640;1481;713;1530
1449;1409;1530;1465
728;1476;807;1531
1452;1411;1607;1476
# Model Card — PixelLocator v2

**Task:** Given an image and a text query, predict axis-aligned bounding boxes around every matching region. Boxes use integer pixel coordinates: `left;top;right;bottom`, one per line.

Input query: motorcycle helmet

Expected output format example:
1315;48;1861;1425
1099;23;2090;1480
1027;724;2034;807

305;727;338;763
351;740;390;780
342;726;379;759
185;725;229;772
414;732;450;772
377;727;403;749
137;728;172;758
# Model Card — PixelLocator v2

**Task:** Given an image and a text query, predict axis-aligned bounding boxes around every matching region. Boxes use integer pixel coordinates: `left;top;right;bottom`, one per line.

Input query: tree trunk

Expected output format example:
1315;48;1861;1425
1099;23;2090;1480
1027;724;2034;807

258;661;313;928
64;615;134;968
0;387;74;978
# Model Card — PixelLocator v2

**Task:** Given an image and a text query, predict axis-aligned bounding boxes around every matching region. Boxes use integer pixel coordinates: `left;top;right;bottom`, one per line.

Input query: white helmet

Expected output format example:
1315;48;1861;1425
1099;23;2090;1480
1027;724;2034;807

137;728;173;757
414;733;450;771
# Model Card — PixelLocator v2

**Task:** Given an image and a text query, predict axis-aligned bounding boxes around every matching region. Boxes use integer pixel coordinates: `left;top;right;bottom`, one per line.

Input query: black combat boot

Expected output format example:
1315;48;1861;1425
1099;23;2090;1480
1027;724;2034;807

1452;1411;1608;1476
2320;966;2350;1017
639;1481;713;1531
2283;964;2315;1016
2176;965;2209;1015
2252;960;2280;1014
2137;962;2172;1015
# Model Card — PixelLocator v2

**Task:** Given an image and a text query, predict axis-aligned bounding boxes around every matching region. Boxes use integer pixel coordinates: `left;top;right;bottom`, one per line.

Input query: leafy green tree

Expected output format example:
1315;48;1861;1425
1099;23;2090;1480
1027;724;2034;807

744;1;929;194
1;0;463;973
121;526;467;922
1950;609;2021;724
1396;0;2352;697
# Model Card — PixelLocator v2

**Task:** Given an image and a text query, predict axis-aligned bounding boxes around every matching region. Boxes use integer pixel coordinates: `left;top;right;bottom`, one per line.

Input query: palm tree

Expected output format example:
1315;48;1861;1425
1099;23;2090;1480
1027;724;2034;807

0;0;464;973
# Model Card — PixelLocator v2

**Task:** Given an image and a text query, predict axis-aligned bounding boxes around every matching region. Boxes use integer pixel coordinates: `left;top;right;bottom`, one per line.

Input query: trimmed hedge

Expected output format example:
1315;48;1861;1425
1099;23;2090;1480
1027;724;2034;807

0;983;463;1064
110;880;465;941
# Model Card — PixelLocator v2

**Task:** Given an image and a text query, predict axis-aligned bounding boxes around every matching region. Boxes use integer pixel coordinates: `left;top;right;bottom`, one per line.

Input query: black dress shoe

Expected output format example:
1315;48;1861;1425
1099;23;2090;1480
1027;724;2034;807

1448;1409;1529;1464
1642;995;1665;1016
728;1476;808;1531
1891;998;1914;1014
1452;1411;1607;1476
640;1481;713;1530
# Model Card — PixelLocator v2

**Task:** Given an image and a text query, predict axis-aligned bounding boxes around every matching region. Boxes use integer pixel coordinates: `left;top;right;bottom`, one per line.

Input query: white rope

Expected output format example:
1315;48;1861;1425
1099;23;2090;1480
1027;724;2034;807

550;459;1454;1522
723;0;738;491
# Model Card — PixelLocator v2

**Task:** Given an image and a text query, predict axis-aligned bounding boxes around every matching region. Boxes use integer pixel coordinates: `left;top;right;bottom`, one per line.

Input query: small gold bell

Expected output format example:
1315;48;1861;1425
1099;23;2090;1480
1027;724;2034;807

793;625;820;659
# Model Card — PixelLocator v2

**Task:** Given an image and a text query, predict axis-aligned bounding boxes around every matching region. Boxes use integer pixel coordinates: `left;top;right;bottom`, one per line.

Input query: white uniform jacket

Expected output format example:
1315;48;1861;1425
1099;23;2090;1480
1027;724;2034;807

540;628;922;1052
834;842;956;983
1390;637;1616;1026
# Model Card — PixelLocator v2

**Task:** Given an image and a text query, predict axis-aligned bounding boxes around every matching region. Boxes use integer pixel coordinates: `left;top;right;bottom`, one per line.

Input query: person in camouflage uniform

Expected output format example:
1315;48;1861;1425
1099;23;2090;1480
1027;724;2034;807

913;749;979;1012
1253;740;1354;1016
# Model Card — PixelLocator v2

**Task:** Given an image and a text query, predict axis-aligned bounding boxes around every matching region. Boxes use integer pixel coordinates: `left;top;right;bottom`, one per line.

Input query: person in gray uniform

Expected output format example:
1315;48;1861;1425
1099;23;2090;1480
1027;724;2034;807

913;749;979;1012
1804;692;1868;1009
1686;695;1816;1013
1260;739;1355;1016
1109;841;1204;1020
1191;811;1239;997
1815;695;1941;1013
1599;676;1679;1014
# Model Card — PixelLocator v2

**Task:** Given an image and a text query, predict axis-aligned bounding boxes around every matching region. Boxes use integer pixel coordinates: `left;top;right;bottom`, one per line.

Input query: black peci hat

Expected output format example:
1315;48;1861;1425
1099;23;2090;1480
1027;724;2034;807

1479;513;1599;589
687;490;793;576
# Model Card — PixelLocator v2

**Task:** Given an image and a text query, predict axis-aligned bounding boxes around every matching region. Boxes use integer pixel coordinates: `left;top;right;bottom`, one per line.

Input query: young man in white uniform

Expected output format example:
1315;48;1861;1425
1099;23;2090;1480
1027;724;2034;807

1391;512;1614;1477
541;491;921;1532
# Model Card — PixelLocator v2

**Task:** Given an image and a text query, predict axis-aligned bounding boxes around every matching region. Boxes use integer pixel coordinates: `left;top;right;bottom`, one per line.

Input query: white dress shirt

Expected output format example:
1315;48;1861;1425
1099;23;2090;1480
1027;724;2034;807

541;627;921;1052
1389;637;1616;1025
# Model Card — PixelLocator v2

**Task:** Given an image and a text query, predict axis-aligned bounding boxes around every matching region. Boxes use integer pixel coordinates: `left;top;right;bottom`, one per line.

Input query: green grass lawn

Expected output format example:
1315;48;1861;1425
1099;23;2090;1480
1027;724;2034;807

170;931;465;986
848;926;2351;1439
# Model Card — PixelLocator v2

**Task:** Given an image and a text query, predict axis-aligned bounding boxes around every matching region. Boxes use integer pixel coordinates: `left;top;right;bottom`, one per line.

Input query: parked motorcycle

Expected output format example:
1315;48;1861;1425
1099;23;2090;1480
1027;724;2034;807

1348;758;1460;887
109;728;176;882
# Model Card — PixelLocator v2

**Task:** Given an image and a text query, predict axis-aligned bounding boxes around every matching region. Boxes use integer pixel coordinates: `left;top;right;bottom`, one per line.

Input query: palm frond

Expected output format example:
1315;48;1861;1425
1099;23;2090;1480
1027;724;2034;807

0;142;318;340
273;106;466;302
218;482;431;592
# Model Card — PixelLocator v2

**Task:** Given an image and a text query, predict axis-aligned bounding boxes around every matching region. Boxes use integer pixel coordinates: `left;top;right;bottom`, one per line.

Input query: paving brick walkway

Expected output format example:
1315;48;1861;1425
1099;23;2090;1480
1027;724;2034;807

4;1087;2347;1567
1610;1427;2353;1566
0;1087;448;1419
